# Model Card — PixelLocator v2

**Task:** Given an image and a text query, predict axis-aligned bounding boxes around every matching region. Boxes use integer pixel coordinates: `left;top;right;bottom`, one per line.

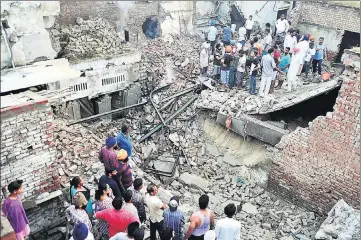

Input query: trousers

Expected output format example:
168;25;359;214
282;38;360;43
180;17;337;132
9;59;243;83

259;75;272;97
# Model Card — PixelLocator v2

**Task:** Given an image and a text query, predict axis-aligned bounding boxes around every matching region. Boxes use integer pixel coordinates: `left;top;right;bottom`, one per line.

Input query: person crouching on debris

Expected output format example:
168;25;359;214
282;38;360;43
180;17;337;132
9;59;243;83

213;43;223;81
116;149;133;190
287;47;303;92
221;46;233;88
70;176;94;217
200;42;210;76
116;124;132;159
99;136;118;170
2;180;30;240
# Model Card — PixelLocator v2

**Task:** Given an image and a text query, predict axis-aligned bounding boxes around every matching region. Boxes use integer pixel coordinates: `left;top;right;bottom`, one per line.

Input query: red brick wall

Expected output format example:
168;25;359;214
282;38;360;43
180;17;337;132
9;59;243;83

268;50;360;214
293;2;360;33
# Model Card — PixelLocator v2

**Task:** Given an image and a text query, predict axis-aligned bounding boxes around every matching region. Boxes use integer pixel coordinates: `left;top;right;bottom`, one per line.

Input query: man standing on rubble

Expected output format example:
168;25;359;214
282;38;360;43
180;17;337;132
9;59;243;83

206;19;218;54
116;124;132;158
99;136;118;170
275;14;289;44
222;25;232;47
313;37;328;76
245;15;254;40
200;42;210;76
259;48;283;98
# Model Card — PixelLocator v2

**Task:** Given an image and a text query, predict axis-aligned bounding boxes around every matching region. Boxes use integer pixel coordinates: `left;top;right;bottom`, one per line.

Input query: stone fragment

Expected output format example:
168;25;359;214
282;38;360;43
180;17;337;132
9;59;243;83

179;173;209;191
58;168;64;176
242;202;259;215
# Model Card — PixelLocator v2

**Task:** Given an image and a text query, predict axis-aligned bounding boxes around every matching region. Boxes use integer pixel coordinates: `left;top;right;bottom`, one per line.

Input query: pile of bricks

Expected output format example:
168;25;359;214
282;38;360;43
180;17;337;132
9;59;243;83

268;49;360;214
0;100;58;200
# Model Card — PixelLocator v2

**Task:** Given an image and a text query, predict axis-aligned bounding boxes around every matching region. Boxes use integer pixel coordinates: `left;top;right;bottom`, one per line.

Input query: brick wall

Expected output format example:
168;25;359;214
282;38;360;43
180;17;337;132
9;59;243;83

268;49;360;215
293;1;360;33
58;1;121;27
0;100;58;201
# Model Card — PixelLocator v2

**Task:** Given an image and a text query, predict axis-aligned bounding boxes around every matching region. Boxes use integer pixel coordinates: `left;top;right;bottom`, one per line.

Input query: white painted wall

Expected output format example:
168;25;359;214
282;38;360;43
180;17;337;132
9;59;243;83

0;1;60;69
160;1;195;36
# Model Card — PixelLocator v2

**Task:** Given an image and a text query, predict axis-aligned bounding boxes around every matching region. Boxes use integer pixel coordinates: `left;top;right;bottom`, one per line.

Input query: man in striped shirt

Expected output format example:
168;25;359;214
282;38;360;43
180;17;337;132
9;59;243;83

163;196;185;240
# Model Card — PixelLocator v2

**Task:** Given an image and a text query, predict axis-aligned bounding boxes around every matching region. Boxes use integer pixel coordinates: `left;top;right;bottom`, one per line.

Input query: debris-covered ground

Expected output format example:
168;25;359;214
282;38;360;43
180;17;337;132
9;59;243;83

51;35;332;239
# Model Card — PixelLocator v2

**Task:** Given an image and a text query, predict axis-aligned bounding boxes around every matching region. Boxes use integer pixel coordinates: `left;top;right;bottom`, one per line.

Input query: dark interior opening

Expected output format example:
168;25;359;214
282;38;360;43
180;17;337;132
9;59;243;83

269;86;341;130
230;5;245;31
335;30;360;63
142;17;159;39
124;30;129;42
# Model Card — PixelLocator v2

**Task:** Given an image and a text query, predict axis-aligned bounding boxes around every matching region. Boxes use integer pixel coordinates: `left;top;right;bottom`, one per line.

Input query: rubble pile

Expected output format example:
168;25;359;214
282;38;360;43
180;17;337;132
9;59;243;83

196;89;264;115
52;17;132;61
315;200;360;240
141;36;203;86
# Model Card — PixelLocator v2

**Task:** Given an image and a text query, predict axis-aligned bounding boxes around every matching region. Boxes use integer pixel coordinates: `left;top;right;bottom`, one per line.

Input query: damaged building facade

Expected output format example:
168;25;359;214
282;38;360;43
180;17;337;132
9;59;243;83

1;1;360;239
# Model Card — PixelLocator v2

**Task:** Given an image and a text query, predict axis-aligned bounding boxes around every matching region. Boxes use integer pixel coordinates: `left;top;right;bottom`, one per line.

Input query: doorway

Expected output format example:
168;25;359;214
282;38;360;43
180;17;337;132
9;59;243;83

335;30;360;62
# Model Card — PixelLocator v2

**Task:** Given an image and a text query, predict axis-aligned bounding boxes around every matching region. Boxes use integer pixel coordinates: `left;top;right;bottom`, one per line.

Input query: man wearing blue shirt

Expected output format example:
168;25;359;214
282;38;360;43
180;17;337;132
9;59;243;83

116;124;132;157
276;47;291;89
222;26;232;47
313;37;328;75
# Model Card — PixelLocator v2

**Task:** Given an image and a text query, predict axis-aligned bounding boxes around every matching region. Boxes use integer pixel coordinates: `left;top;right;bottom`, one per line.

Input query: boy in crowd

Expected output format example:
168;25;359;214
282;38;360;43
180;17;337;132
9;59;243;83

2;180;30;240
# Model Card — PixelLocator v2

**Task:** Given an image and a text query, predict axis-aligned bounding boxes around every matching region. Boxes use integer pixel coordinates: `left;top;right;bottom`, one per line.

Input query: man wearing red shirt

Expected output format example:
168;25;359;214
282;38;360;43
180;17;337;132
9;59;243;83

94;197;139;237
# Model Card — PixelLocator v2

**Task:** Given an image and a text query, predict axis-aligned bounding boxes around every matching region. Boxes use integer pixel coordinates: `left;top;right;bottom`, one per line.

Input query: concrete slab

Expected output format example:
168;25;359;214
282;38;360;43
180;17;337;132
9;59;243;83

179;173;209;192
21;32;57;63
216;112;289;146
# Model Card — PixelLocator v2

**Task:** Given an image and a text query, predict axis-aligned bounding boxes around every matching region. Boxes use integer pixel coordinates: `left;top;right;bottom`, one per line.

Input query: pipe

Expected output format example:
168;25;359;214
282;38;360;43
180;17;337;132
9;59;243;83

67;101;148;126
150;84;171;126
159;98;176;111
138;95;198;143
160;87;195;103
1;26;15;68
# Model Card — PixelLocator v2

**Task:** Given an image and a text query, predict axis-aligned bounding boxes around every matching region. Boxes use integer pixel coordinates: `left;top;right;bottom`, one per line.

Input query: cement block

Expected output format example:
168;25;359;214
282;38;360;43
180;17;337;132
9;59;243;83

21;32;57;63
67;101;81;120
127;85;142;105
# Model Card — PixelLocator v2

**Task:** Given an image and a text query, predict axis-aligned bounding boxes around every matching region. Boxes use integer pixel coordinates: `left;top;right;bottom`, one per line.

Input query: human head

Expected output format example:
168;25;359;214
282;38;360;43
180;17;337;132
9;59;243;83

225;45;232;53
147;184;158;196
303;35;309;41
239;49;245;56
72;223;89;240
309;42;314;49
121;124;129;135
105;136;117;149
224;203;237;218
215;43;221;50
210;19;216;26
123;190;133;203
319;37;324;44
230;40;235;46
265;23;270;28
199;194;209;210
95;183;111;201
252;58;259;65
169;195;180;211
133;178;143;191
281;14;285;20
70;176;83;189
253;37;258;43
112;197;123;210
127;222;140;238
117;149;128;162
133;228;145;240
73;192;88;209
249;15;252;20
284;47;290;54
7;180;24;195
105;167;116;177
268;47;274;54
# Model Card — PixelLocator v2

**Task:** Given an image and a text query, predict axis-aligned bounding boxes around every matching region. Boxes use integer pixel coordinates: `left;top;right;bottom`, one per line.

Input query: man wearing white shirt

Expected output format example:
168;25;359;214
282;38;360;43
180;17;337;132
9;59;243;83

275;14;289;43
262;29;273;55
284;30;297;56
245;15;254;40
215;204;241;240
206;19;218;54
238;24;247;47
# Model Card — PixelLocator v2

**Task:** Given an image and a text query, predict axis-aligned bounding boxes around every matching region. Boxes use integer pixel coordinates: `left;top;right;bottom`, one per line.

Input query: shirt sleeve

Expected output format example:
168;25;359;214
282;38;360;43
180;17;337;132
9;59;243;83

94;209;108;221
271;58;276;68
156;198;163;209
1;201;8;217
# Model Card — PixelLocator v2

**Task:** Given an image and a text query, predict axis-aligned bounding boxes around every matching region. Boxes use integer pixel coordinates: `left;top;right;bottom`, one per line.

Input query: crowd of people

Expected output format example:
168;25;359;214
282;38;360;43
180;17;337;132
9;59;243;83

201;14;329;98
2;124;244;240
